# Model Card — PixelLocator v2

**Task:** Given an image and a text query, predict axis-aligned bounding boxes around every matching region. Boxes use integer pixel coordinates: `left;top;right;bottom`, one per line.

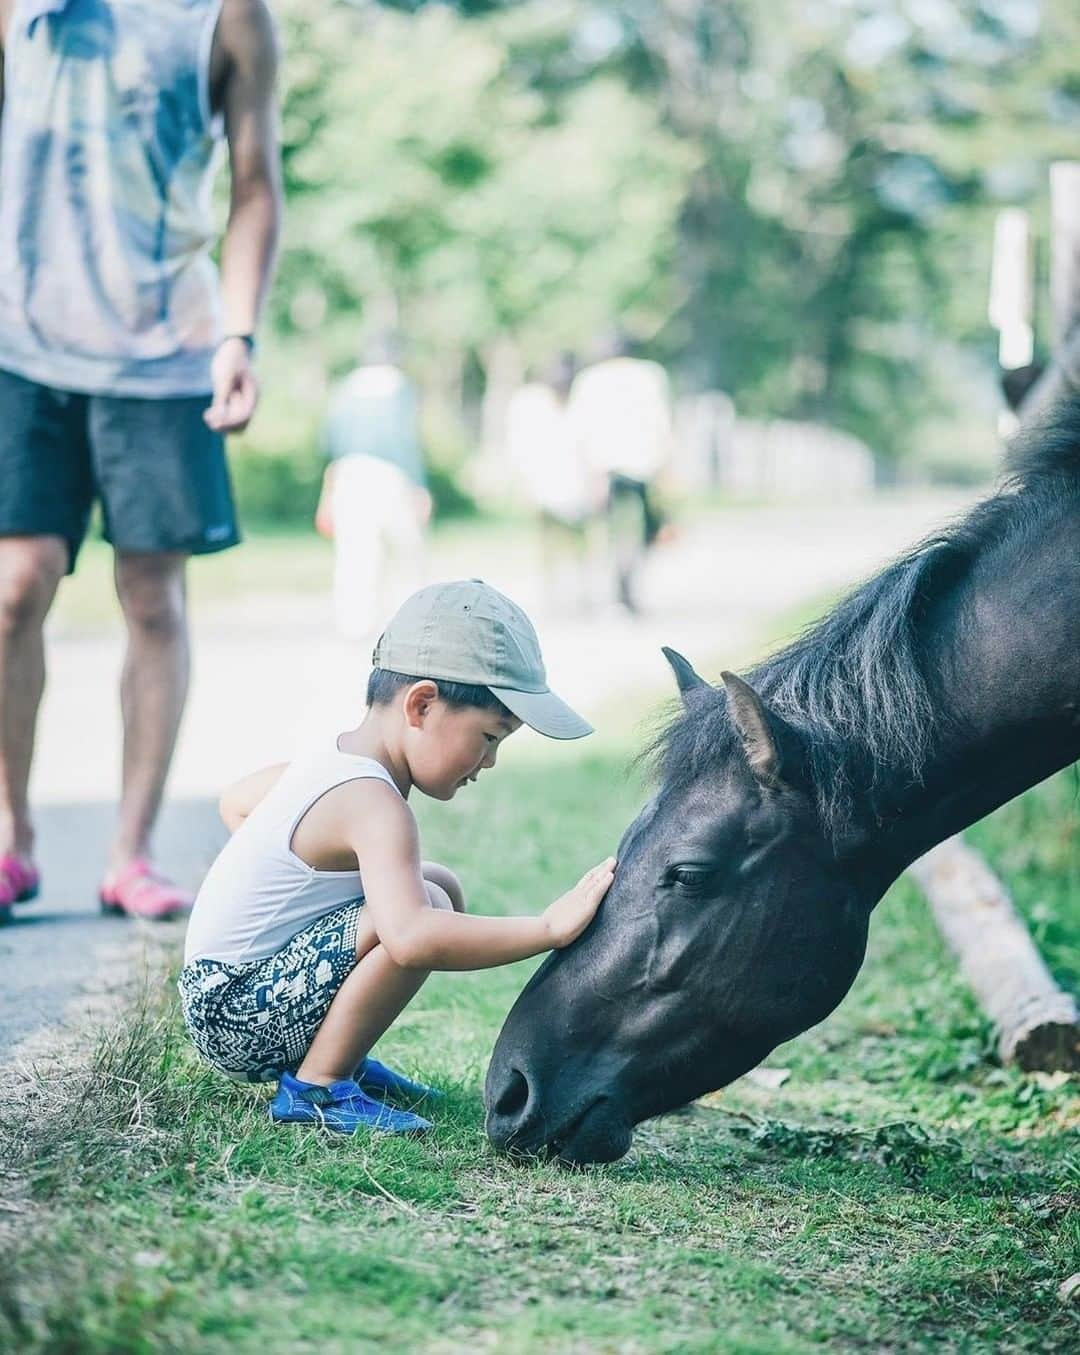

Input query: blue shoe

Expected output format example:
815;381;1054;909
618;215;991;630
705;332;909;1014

269;1072;431;1135
356;1056;442;1104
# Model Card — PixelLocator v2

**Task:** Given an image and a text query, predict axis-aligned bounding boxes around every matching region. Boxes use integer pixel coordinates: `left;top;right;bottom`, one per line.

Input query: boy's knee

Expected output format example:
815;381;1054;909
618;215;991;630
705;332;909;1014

424;880;454;913
422;862;464;912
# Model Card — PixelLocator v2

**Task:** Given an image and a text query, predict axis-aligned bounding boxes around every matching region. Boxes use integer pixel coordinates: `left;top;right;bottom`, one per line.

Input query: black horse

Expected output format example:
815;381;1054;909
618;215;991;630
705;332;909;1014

486;400;1080;1164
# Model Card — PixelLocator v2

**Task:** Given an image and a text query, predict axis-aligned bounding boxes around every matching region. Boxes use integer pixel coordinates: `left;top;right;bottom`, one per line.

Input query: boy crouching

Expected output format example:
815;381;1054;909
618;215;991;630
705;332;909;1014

179;580;615;1134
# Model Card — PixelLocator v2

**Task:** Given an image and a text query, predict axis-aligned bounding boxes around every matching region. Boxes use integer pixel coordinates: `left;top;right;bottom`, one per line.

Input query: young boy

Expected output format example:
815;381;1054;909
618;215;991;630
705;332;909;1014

179;579;615;1135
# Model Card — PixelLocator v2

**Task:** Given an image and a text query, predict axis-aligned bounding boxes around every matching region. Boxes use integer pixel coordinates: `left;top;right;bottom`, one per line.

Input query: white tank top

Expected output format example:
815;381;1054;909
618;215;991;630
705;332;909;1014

0;0;226;397
183;745;401;965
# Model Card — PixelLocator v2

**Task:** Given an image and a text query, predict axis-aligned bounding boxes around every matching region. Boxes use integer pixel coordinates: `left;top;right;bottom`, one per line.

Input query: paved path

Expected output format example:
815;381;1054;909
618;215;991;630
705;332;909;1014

0;491;973;1053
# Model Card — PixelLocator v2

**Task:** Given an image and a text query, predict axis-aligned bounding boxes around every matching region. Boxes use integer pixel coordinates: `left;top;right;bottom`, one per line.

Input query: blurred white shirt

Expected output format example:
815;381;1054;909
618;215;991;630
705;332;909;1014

568;357;673;481
506;382;591;523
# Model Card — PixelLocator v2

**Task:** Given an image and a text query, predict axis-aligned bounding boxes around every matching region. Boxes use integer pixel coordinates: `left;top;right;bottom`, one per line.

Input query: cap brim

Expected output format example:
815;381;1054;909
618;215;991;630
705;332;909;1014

487;685;593;740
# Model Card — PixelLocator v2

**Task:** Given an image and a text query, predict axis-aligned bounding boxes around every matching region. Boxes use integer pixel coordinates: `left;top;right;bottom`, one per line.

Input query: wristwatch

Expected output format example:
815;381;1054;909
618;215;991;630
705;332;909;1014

222;333;257;356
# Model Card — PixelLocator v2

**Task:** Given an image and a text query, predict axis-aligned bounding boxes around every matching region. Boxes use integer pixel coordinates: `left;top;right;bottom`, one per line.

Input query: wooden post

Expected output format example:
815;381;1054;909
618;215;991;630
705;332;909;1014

1016;160;1080;421
989;207;1034;371
1049;160;1080;350
909;838;1080;1072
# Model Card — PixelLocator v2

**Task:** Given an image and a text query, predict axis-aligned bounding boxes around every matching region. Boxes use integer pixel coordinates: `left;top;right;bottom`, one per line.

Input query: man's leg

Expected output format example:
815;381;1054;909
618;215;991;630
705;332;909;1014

379;464;428;626
108;551;190;875
296;880;454;1084
0;537;68;859
607;474;644;613
330;456;383;640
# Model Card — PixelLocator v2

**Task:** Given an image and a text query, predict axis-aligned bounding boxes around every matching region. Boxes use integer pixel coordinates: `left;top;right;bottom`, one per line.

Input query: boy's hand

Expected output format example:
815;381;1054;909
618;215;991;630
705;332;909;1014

543;858;616;949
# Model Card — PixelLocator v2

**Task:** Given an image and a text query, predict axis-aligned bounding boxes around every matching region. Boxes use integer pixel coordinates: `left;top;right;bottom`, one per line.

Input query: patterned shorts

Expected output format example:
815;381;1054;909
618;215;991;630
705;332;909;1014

177;899;364;1083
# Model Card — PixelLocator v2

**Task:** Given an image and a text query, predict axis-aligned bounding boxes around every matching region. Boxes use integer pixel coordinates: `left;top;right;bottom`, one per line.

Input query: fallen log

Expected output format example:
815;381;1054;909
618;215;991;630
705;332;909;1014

909;836;1080;1072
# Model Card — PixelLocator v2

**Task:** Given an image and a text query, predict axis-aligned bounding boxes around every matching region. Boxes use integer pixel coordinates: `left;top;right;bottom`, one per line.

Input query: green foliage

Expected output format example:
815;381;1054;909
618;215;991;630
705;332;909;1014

425;460;480;520
551;0;1080;456
229;447;323;526
242;1;1080;472
226;446;476;526
237;0;697;502
266;1;691;379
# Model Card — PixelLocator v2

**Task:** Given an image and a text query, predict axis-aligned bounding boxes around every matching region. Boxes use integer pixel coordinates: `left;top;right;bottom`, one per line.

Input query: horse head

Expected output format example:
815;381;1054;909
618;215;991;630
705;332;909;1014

485;648;875;1164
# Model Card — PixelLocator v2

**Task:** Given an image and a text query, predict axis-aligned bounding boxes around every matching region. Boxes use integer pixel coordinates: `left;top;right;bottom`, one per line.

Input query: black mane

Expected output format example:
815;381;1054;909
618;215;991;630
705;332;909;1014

652;397;1080;846
1005;396;1080;483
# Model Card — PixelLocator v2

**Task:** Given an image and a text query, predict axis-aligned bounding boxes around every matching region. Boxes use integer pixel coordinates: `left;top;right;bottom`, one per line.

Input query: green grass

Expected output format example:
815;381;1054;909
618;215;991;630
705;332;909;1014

1;744;1076;1352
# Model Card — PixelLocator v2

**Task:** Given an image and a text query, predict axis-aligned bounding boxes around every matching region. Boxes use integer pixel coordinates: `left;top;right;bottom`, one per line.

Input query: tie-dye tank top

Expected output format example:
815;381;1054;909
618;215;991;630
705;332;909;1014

0;0;225;397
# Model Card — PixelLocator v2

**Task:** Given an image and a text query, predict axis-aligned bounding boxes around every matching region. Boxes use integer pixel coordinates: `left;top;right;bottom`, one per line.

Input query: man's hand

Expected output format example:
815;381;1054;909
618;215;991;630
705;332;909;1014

204;336;259;432
208;0;281;434
543;857;616;949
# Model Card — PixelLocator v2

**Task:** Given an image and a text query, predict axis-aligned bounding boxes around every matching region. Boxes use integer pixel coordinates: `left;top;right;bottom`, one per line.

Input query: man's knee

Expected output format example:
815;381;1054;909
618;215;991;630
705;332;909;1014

114;553;188;635
424;880;454;913
0;537;66;636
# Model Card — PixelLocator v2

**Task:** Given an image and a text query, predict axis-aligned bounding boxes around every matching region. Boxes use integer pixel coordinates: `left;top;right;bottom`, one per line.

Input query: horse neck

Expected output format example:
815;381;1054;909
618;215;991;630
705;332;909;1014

865;487;1080;889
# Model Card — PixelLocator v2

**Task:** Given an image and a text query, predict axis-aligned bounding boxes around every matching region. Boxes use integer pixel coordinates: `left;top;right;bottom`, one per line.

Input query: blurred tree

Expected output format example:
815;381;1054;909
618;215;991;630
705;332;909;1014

236;0;1080;501
258;0;690;469
502;0;1079;458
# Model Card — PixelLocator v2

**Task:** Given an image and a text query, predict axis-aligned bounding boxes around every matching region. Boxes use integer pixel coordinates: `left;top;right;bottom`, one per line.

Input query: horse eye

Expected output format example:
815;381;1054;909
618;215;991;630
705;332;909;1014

670;865;711;891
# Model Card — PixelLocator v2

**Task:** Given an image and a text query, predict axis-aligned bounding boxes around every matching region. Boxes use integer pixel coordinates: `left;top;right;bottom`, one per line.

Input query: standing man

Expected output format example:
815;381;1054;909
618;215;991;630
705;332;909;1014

568;335;673;616
0;0;282;920
505;355;593;616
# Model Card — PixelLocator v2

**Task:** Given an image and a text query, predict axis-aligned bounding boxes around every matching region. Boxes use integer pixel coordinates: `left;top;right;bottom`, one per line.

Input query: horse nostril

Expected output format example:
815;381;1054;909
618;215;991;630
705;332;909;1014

492;1067;530;1120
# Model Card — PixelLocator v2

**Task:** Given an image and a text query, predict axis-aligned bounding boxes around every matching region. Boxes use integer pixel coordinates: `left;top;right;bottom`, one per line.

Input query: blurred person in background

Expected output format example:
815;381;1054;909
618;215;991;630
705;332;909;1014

315;336;432;642
567;333;674;616
0;0;282;921
505;353;593;615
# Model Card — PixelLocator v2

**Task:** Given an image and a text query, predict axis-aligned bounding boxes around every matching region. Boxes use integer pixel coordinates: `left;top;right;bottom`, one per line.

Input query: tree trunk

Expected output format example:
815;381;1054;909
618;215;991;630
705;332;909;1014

420;346;467;455
479;335;523;463
909;837;1080;1072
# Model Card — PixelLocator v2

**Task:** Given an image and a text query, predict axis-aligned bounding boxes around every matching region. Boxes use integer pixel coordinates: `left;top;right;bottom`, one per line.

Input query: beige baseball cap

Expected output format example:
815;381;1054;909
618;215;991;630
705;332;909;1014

372;580;593;740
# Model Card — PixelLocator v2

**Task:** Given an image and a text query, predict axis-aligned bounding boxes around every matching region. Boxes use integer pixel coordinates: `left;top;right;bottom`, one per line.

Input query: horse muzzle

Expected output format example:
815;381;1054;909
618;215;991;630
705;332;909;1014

485;1056;634;1164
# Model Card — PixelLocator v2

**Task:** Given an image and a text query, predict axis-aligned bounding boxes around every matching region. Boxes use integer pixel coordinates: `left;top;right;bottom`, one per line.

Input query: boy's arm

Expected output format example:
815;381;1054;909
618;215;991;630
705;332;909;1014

219;762;287;832
343;782;614;971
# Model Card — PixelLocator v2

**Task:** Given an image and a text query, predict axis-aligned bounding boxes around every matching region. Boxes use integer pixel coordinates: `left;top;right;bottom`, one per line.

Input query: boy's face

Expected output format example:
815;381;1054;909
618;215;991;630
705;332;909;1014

405;690;522;800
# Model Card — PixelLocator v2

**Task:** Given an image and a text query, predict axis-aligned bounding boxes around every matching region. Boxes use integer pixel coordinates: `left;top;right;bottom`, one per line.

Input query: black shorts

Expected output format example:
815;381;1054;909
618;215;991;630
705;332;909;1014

0;366;241;572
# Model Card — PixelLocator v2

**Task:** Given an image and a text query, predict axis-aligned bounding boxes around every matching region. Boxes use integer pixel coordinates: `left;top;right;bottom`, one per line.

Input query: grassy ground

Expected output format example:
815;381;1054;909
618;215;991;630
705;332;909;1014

0;712;1076;1352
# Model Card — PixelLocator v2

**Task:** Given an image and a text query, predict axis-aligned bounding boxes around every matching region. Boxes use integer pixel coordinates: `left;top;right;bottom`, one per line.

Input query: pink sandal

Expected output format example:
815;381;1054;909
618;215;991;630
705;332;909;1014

99;858;192;920
0;854;40;904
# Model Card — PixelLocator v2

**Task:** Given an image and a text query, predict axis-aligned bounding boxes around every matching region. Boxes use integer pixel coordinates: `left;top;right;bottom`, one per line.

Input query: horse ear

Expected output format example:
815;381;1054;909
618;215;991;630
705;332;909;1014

662;647;709;705
721;672;790;789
